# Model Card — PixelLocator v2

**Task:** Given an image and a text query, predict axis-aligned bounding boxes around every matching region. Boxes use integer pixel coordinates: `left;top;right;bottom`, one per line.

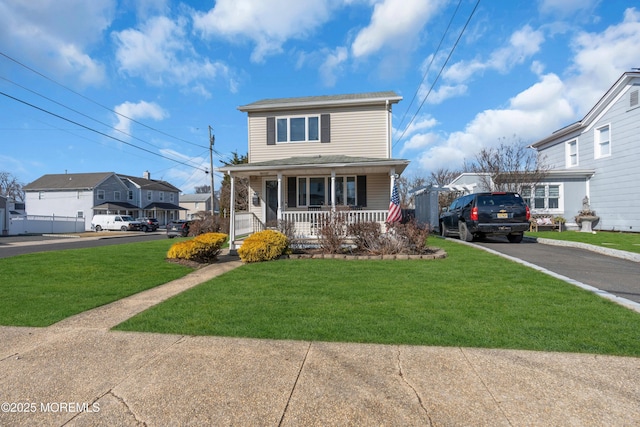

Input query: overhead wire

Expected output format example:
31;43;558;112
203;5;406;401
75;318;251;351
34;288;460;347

0;90;209;172
0;51;210;151
393;0;481;149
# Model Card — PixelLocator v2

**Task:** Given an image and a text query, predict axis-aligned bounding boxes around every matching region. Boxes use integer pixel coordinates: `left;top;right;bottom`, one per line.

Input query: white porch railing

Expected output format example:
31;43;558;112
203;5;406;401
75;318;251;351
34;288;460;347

234;212;265;236
282;209;388;237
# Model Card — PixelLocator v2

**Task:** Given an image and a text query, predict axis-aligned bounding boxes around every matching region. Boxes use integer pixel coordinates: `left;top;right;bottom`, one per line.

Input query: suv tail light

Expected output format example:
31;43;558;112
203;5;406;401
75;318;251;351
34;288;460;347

471;206;478;221
525;205;531;221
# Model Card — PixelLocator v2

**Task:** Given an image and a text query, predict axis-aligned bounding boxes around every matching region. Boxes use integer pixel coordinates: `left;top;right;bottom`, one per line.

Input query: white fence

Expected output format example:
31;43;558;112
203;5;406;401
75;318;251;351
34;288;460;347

8;215;86;235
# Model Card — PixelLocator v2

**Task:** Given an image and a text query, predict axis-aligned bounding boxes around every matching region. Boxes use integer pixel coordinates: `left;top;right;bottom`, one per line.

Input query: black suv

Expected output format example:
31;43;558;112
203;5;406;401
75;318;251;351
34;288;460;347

136;217;159;232
439;192;530;243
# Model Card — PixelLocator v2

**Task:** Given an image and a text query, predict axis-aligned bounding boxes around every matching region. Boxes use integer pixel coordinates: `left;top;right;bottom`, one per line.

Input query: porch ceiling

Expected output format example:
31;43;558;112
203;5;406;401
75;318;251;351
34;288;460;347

217;155;409;177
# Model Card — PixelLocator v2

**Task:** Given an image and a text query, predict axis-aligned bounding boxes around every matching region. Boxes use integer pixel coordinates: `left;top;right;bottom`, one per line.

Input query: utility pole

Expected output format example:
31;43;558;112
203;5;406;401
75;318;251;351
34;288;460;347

209;125;215;215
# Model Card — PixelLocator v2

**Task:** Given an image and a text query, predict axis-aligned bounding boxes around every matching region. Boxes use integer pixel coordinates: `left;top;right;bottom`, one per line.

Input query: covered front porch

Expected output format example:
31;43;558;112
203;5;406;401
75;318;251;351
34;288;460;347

218;155;409;250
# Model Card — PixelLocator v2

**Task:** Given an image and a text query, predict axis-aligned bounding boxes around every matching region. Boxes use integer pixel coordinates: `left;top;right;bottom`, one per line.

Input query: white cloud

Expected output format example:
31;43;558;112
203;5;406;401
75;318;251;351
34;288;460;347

192;0;334;63
319;47;349;87
411;73;574;171
113;15;233;95
114;100;168;135
565;7;640;113
0;0;114;85
351;0;445;58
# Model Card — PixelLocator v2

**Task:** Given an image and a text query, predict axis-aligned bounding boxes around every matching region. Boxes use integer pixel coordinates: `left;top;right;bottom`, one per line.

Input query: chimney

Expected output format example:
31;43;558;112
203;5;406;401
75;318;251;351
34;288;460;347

143;170;150;180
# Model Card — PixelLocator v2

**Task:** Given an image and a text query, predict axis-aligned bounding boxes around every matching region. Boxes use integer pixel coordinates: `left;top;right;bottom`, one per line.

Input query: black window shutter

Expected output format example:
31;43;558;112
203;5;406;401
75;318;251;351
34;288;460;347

266;117;275;145
287;177;297;207
357;175;367;207
320;114;330;143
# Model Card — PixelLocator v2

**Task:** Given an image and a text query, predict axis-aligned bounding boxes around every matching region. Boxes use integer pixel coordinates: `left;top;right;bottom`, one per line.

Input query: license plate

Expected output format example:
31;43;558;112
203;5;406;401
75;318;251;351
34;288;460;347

497;212;508;219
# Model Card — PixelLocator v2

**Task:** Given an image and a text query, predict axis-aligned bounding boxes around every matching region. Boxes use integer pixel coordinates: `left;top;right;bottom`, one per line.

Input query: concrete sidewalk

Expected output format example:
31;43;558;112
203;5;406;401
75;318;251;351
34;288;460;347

1;251;640;426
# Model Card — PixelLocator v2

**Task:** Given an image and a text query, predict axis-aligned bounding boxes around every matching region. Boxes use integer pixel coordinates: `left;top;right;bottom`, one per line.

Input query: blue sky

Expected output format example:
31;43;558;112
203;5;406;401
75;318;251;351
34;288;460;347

1;0;639;194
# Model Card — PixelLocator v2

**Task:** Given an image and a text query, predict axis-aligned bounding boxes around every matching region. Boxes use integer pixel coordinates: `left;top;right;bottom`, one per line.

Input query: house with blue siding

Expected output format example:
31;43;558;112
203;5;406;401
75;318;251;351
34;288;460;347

530;71;640;232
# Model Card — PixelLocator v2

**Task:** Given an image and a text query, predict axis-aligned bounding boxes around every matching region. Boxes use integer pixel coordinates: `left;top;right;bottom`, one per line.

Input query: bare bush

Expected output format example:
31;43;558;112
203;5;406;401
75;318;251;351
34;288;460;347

277;219;302;250
387;219;430;254
347;221;382;253
189;211;229;236
318;212;347;254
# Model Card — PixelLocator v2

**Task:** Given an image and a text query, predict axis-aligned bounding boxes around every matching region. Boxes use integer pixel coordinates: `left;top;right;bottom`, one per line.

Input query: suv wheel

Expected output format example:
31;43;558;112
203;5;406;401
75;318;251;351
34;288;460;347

440;222;448;237
459;222;473;242
141;225;148;232
120;226;128;232
507;233;523;243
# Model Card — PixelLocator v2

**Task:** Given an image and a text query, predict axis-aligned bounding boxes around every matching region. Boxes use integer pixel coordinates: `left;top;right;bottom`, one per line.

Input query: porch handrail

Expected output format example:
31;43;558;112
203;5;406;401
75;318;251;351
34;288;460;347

234;211;265;236
282;209;387;237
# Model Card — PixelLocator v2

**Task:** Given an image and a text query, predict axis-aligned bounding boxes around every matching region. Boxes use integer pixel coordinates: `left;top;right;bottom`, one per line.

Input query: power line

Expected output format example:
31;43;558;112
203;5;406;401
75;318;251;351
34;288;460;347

0;90;209;172
396;0;463;134
394;0;481;149
0;51;209;150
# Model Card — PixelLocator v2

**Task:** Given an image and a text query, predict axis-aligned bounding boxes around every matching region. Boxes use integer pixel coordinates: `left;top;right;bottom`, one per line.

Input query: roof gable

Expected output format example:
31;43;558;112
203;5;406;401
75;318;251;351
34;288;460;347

119;175;180;192
532;71;640;148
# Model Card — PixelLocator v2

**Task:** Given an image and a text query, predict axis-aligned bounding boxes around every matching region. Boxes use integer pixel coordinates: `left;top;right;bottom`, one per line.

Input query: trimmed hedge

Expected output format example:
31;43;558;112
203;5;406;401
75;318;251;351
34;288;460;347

167;232;228;263
238;230;289;263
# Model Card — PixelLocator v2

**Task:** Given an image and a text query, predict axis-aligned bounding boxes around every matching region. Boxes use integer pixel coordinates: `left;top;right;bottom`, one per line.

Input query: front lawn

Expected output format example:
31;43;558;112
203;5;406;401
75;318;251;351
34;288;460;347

0;239;193;326
115;238;640;357
526;230;640;254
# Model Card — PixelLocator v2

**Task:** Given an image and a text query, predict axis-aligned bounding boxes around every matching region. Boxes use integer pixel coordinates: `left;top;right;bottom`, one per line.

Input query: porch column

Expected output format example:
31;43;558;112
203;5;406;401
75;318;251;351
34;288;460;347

390;168;396;197
330;170;336;211
229;172;236;251
277;172;282;221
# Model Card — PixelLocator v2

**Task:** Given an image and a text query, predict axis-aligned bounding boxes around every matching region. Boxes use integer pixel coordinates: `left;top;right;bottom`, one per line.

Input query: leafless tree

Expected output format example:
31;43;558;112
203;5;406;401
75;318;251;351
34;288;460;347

0;172;25;201
427;168;463;187
469;136;549;194
396;175;427;208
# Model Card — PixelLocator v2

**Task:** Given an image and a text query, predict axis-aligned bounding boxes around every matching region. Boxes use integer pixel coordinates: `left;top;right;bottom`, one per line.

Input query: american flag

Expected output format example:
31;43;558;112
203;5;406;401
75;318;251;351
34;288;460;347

386;181;402;223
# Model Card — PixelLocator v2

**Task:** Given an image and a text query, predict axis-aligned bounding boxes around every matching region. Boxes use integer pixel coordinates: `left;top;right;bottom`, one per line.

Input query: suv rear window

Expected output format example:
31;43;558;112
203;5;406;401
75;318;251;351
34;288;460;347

476;194;524;207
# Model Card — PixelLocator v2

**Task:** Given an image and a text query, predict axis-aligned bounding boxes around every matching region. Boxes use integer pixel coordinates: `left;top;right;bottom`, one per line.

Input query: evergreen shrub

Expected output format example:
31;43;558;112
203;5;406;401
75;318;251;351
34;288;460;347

167;232;227;263
238;230;289;263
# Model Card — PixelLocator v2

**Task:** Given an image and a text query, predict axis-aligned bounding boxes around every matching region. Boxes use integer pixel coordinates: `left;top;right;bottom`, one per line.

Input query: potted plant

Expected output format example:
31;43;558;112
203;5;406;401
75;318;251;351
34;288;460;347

575;196;599;233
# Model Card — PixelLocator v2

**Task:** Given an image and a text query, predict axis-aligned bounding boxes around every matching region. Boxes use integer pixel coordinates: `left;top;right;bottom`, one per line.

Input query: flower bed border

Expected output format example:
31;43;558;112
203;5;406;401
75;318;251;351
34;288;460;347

285;248;446;260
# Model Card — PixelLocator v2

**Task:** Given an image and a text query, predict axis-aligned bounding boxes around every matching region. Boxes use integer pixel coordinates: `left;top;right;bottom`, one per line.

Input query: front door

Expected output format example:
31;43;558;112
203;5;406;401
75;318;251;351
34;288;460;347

265;180;278;226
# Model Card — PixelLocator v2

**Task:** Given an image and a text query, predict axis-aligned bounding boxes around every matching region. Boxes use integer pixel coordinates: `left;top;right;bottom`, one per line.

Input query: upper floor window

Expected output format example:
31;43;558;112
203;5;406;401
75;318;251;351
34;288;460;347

114;191;121;201
595;124;611;159
277;116;319;143
566;139;578;167
159;192;164;201
170;193;174;202
128;190;133;200
97;190;105;200
147;191;152;201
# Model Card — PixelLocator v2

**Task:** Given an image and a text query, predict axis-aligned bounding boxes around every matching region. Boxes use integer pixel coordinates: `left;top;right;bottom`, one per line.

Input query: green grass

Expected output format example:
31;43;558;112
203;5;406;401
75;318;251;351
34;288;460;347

526;230;640;254
0;239;193;326
115;238;640;357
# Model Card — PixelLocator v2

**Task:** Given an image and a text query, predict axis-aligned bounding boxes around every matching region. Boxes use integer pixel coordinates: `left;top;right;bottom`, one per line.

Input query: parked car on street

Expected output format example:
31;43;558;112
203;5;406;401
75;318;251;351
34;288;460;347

439;192;530;243
136;217;159;232
91;214;142;232
166;220;192;238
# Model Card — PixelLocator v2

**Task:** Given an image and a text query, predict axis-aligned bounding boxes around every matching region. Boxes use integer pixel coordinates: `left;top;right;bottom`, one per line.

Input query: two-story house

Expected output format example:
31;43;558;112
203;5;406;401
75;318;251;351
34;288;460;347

218;91;409;250
23;172;183;231
529;71;640;232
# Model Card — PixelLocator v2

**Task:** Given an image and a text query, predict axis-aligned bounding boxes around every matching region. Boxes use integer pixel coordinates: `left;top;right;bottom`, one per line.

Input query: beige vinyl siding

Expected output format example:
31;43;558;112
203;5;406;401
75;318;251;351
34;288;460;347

248;104;390;163
365;173;391;210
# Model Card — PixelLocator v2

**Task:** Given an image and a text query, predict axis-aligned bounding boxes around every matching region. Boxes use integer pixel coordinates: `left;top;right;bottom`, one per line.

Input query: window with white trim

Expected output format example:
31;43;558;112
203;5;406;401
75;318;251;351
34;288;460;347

292;176;363;207
566;139;578;167
170;193;174;202
521;184;560;211
147;191;152;201
277;116;319;143
77;211;84;218
595;124;611;159
97;190;105;200
114;191;121;201
128;190;133;200
159;192;164;201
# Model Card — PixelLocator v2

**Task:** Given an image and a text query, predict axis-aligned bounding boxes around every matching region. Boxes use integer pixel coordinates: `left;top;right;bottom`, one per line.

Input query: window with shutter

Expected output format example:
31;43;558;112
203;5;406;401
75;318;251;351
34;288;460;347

631;90;638;107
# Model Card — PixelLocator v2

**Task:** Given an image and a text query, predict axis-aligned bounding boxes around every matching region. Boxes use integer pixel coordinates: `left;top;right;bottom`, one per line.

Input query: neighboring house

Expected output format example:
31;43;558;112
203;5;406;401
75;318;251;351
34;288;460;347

179;193;214;219
0;195;7;235
218;91;409;249
529;71;640;232
23;172;183;231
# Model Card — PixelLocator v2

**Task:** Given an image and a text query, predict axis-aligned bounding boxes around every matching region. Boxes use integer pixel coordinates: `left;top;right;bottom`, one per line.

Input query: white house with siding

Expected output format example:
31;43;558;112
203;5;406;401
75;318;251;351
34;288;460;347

218;92;409;248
